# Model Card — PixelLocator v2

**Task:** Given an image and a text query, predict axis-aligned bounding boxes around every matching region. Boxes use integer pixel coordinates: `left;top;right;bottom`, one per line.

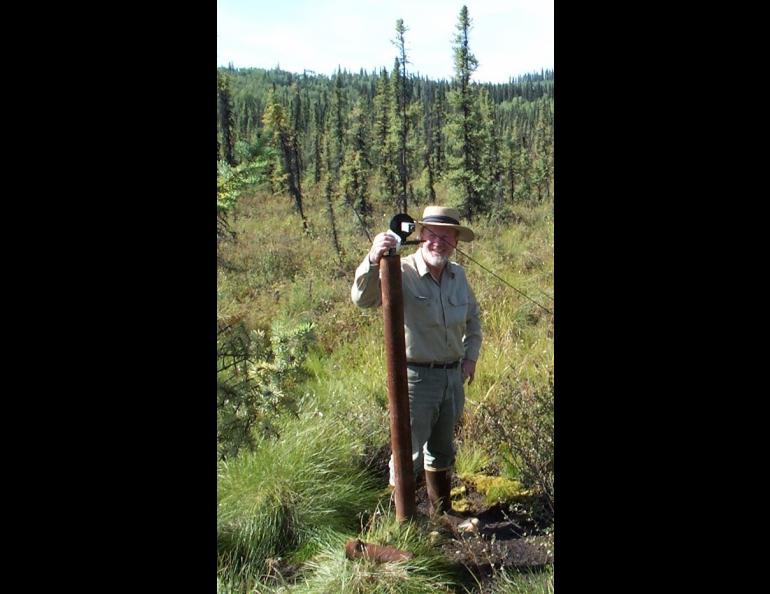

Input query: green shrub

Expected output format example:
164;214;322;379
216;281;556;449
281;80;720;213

476;372;553;516
217;320;315;460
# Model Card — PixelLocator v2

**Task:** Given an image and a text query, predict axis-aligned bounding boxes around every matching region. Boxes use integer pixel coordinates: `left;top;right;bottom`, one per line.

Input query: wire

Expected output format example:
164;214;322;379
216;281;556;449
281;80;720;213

455;245;553;315
350;204;373;243
422;227;553;316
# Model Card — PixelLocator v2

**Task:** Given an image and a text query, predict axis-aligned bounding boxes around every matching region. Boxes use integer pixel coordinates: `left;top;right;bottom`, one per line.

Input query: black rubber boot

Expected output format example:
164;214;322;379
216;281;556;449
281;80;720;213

425;469;452;516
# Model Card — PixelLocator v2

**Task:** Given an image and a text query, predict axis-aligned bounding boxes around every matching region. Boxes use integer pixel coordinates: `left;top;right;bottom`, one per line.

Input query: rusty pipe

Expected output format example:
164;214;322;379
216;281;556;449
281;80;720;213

345;538;414;563
380;253;416;522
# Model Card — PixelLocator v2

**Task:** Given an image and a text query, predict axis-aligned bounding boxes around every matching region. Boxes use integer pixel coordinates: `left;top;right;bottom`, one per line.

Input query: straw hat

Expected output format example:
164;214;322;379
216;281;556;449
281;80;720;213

415;205;475;242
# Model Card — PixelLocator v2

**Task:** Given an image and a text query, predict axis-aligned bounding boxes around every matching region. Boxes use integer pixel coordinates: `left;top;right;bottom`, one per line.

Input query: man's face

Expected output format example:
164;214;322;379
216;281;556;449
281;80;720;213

420;225;459;267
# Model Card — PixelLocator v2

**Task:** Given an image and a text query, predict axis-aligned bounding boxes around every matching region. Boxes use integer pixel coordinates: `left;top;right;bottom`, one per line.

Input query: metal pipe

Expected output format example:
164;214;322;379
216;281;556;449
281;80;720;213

380;253;416;522
345;538;414;562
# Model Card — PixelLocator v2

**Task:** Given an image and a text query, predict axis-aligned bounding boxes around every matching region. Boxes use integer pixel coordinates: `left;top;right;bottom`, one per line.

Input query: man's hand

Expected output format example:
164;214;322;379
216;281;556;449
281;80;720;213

462;359;476;385
368;232;398;265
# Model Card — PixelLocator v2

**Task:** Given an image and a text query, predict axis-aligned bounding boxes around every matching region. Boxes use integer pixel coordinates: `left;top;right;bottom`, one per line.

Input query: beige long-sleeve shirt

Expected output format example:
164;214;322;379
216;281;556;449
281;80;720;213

351;248;482;363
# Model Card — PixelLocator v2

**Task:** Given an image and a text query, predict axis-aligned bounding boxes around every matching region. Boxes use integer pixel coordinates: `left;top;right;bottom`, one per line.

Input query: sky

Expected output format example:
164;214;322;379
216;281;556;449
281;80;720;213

217;0;553;84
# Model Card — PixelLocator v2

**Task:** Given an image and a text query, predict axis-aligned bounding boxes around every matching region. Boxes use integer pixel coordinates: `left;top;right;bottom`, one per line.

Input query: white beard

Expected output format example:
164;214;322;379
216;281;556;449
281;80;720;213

422;249;449;268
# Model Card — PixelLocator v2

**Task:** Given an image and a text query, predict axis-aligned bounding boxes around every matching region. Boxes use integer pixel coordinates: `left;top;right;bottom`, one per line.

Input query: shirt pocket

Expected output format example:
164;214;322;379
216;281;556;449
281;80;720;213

446;293;469;329
406;291;441;328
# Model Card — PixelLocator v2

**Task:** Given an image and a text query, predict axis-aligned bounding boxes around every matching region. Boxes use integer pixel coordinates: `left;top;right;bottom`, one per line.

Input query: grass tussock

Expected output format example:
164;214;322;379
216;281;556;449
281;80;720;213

482;566;554;594
291;509;456;594
217;412;382;585
454;445;493;476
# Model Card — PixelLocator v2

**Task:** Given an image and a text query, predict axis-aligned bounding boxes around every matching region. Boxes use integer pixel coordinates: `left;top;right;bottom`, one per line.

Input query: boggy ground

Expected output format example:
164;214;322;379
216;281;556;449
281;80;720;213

411;475;554;591
266;473;552;592
363;440;553;590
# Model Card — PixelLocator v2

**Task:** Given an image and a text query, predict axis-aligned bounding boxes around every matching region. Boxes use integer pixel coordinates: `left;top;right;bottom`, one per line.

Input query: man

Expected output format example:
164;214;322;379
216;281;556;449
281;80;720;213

351;205;482;516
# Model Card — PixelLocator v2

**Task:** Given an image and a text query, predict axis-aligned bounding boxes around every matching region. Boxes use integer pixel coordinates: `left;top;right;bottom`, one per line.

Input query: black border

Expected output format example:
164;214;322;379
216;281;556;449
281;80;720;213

38;9;217;588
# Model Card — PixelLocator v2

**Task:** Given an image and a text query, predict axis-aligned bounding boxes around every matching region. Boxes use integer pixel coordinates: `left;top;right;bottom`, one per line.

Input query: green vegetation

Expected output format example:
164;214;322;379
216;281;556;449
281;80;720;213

217;413;383;587
217;5;553;592
292;514;457;594
486;567;554;594
217;319;315;459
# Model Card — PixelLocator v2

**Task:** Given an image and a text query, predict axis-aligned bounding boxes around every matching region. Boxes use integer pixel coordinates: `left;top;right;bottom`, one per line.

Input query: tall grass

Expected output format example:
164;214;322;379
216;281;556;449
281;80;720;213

217;411;382;587
290;509;456;593
454;444;493;476
484;566;554;594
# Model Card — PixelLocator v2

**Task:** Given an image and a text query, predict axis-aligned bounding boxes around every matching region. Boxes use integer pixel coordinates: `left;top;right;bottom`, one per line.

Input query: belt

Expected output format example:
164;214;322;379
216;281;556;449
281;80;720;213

406;360;460;369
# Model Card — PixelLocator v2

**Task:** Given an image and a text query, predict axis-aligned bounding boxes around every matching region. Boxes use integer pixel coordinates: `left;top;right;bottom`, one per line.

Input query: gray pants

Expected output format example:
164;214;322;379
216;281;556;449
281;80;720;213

389;365;465;486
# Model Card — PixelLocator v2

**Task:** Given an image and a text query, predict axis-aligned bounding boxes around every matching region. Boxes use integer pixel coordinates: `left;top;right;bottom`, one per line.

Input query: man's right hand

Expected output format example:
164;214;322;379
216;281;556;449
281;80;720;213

368;232;398;265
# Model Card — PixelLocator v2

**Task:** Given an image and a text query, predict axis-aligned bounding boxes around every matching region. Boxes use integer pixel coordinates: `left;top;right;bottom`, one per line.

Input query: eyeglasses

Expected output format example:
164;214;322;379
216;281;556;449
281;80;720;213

423;228;458;243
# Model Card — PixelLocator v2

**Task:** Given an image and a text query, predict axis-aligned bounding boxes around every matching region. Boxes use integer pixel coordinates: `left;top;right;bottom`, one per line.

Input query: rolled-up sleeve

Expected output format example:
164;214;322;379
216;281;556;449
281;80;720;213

351;256;382;308
463;285;482;362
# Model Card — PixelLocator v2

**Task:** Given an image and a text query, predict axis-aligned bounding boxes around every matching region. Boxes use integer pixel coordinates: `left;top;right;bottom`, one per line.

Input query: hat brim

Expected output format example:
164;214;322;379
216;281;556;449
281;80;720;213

415;221;475;242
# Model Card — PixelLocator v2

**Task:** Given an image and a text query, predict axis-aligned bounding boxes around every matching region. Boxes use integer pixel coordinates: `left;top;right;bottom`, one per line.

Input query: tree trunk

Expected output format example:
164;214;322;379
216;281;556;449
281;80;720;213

324;177;342;257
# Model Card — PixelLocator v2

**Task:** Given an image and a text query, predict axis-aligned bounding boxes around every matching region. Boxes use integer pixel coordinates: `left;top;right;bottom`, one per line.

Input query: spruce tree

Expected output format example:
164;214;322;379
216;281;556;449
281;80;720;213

262;89;308;231
331;69;347;180
373;68;399;204
340;99;372;232
446;5;487;220
290;83;304;184
533;98;553;199
478;88;503;210
371;69;390;169
391;19;411;213
218;71;236;166
421;100;437;203
312;96;327;184
322;127;342;257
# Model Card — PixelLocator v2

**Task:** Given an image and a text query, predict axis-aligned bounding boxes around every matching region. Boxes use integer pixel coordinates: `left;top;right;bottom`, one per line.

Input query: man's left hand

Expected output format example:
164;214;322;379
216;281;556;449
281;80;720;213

461;359;476;385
